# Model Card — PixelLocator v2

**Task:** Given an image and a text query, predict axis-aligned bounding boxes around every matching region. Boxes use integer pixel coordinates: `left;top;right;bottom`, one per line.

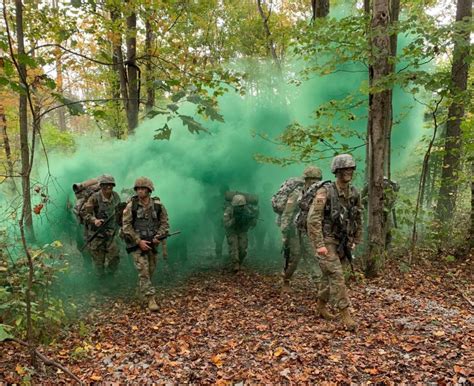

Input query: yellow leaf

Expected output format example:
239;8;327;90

95;343;101;350
274;347;284;357
15;364;25;376
90;374;102;381
433;330;445;337
51;240;63;248
329;354;341;362
211;354;223;368
132;325;138;331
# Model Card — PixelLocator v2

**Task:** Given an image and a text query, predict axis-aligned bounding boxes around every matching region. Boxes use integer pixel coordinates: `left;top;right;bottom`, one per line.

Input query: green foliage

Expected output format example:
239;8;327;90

41;123;76;152
0;239;73;343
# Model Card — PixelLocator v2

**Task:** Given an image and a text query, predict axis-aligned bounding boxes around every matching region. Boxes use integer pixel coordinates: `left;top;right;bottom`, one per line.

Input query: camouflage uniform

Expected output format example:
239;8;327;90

281;186;322;285
307;154;362;330
83;186;121;275
223;194;257;271
122;195;169;298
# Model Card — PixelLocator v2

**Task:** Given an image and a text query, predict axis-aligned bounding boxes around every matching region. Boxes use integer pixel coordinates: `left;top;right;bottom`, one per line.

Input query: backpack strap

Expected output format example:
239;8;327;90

131;196;162;223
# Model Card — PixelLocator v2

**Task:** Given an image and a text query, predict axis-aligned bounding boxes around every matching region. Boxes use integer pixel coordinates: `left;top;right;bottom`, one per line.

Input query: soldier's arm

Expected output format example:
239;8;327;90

83;195;98;224
122;201;141;244
306;187;328;250
280;190;299;233
157;203;170;236
223;206;234;228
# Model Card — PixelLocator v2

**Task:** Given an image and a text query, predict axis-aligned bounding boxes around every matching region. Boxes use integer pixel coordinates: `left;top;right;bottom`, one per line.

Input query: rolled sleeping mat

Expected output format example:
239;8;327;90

72;177;100;194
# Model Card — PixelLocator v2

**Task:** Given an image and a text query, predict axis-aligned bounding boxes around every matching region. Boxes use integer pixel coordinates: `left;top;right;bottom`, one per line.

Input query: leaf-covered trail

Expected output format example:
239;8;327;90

1;257;473;383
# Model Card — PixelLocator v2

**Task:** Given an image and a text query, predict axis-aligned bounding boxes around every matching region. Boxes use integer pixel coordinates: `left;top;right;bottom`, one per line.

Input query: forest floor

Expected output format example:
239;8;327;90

1;252;473;384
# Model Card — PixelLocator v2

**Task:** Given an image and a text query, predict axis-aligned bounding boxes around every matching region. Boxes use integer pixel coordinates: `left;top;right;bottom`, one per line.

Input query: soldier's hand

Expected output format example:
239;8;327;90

94;219;104;227
351;243;356;250
138;239;152;251
317;246;328;256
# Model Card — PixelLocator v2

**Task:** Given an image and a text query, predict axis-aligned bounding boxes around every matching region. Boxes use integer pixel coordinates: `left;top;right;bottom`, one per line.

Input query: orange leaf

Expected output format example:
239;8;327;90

211;354;223;368
90;375;102;381
274;347;284;357
365;368;379;375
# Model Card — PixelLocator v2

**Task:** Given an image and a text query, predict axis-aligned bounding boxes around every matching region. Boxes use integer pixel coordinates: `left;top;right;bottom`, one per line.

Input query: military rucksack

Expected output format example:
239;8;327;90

295;180;331;231
271;178;304;215
72;177;101;224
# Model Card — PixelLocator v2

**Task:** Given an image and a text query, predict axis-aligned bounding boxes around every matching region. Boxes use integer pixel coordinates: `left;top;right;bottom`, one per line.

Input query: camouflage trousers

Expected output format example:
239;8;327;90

283;230;322;288
226;231;248;269
88;236;119;276
131;250;158;297
317;242;351;311
213;224;226;258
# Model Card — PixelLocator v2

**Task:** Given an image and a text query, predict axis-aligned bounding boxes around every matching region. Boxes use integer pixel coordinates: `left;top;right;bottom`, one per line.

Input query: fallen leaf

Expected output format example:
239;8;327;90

90;374;102;381
211;354;223;368
433;330;445;337
15;364;25;376
274;347;284;357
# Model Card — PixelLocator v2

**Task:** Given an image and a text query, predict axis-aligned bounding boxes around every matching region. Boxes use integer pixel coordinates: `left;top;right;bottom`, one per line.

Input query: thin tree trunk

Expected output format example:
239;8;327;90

311;0;330;20
470;161;474;249
437;0;472;219
145;17;155;114
384;0;400;178
14;0;35;364
256;0;281;72
0;105;16;190
366;0;391;277
126;7;139;132
111;6;129;135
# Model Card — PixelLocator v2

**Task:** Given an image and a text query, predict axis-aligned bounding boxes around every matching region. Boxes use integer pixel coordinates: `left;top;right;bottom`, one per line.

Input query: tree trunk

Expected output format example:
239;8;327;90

470;161;474;249
366;0;391;276
256;0;281;72
52;0;66;131
145;17;155;114
14;0;34;239
111;6;128;138
437;0;472;219
126;8;139;132
0;104;16;191
384;0;400;178
311;0;330;20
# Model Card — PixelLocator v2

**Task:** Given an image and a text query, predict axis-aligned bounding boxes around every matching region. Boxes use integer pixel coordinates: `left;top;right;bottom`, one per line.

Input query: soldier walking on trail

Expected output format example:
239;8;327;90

223;194;258;273
307;154;363;331
122;177;169;312
280;166;323;293
83;174;121;276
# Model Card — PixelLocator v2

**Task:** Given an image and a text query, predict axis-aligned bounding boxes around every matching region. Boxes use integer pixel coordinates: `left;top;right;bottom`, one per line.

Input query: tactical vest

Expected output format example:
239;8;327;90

131;196;162;240
322;182;360;240
93;191;120;232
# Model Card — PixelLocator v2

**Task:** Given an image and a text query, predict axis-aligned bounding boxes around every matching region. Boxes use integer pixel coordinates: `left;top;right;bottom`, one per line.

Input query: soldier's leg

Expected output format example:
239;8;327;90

282;232;302;282
89;238;106;276
105;239;120;274
238;232;248;264
148;251;158;279
301;233;322;292
319;244;351;310
131;250;156;298
226;233;239;270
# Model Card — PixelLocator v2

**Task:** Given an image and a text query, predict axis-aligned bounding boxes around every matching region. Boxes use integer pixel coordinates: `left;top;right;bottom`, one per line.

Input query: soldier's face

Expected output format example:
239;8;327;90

304;177;319;188
338;167;355;183
136;187;150;199
100;184;114;195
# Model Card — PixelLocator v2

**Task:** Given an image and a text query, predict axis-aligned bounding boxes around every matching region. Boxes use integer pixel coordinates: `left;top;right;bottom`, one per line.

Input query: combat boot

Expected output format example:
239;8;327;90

339;307;357;331
315;299;334;320
147;296;159;312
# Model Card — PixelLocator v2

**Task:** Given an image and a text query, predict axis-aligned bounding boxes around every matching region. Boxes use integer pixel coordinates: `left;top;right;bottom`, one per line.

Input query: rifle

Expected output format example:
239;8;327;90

337;231;355;274
125;231;181;254
80;213;116;252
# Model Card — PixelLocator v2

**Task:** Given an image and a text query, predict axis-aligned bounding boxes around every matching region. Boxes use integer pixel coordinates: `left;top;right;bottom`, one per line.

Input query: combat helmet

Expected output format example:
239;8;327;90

231;194;246;207
302;166;322;180
331;154;356;174
134;176;154;192
99;174;116;186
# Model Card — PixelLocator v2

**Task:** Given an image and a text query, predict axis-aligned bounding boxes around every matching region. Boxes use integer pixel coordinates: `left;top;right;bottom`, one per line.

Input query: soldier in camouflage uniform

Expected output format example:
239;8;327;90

281;166;323;292
307;154;362;331
223;194;258;272
122;177;169;312
83;174;121;276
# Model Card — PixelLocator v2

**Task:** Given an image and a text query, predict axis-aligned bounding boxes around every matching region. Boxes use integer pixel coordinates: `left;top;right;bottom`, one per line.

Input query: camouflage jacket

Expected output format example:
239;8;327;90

223;205;258;234
83;190;121;233
307;181;363;249
122;197;169;245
